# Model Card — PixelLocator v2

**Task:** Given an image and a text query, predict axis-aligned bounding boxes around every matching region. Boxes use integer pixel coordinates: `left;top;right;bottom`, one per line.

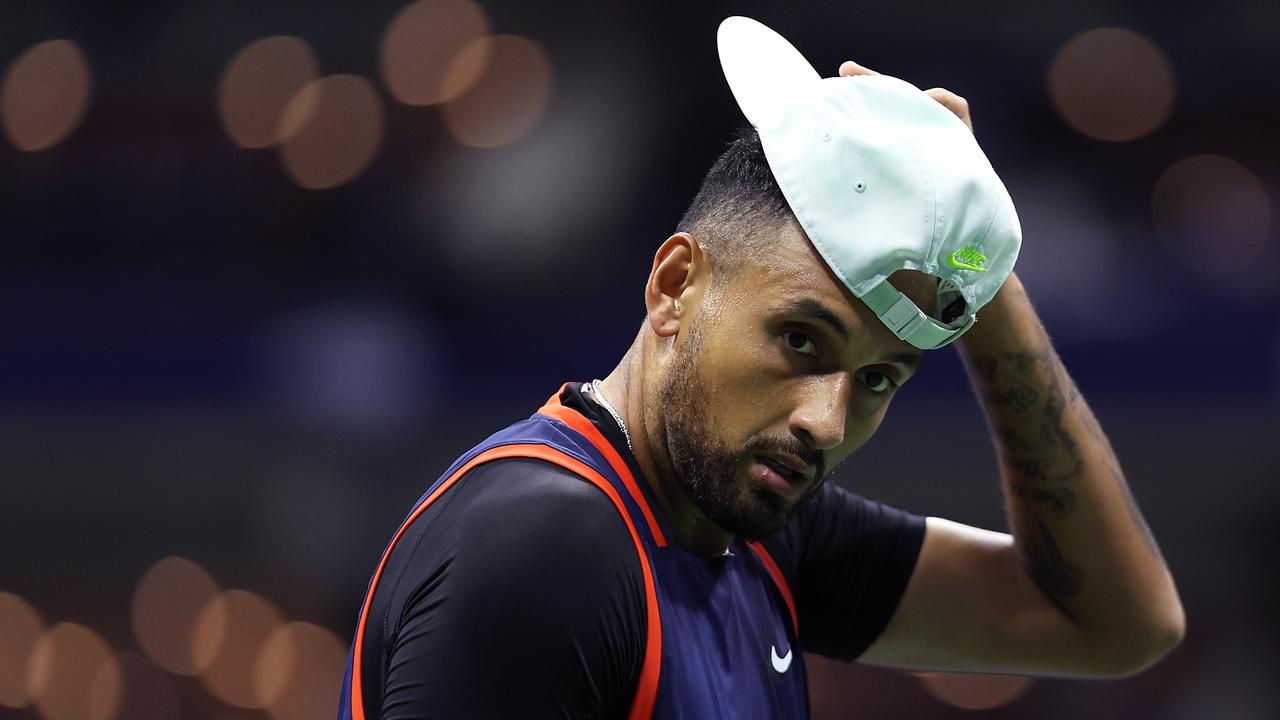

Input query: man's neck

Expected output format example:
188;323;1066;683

596;349;734;558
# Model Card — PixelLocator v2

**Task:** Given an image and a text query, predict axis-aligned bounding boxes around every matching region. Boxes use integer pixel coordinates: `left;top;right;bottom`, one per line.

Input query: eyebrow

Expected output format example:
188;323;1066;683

784;299;851;342
783;298;923;368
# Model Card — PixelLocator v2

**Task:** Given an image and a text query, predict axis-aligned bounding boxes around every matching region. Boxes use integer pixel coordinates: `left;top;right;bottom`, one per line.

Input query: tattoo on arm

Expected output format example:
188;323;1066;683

1011;483;1077;516
971;348;1163;605
970;350;1096;605
1026;519;1083;605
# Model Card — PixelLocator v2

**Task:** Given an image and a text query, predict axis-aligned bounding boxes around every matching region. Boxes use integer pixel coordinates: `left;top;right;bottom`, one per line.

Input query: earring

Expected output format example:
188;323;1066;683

674;299;682;313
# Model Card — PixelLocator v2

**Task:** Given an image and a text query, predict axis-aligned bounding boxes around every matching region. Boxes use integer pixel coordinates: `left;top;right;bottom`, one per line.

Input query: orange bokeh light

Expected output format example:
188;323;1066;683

132;555;223;675
255;622;347;720
1;39;92;151
218;36;320;149
918;671;1032;710
278;74;385;189
380;0;490;105
26;622;121;720
1048;28;1176;142
86;657;121;720
441;35;553;148
0;592;44;708
195;590;284;708
1153;154;1271;277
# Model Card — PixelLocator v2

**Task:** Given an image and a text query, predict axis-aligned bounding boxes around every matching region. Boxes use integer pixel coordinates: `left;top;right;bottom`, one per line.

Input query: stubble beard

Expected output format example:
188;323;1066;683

657;322;810;540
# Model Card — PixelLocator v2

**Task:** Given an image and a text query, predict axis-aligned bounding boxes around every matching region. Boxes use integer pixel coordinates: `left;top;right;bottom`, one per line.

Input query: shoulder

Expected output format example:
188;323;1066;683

388;454;648;653
460;455;621;512
419;456;646;606
451;456;638;552
377;456;648;717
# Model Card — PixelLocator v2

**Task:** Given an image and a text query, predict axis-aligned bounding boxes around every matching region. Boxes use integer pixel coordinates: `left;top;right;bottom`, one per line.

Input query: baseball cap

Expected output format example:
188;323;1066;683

717;16;1022;350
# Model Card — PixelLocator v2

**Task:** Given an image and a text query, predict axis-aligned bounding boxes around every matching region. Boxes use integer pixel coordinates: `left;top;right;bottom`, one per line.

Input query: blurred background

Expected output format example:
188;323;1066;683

0;0;1277;718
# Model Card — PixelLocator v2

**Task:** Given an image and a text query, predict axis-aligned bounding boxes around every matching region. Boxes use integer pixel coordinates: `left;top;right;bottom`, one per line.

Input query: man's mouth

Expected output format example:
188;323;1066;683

754;454;814;499
758;455;800;480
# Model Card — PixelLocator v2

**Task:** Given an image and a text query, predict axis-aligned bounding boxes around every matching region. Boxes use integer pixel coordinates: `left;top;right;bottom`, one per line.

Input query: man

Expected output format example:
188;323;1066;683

337;17;1183;719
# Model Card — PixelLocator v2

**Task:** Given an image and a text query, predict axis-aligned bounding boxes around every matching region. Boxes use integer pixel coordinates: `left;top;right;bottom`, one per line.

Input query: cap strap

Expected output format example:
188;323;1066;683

860;281;974;350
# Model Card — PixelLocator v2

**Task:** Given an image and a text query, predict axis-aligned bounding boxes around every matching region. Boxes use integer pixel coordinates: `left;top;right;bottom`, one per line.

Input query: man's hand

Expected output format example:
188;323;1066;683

837;60;973;132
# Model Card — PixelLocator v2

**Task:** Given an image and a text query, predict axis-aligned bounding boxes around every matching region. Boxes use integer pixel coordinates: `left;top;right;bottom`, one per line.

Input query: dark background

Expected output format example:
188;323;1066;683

1;1;1277;718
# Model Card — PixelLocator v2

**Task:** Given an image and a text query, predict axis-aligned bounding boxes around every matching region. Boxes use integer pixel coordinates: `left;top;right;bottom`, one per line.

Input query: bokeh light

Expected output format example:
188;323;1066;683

380;0;490;105
194;590;283;708
917;671;1033;710
278;74;385;189
254;622;346;720
416;60;653;285
218;36;320;149
0;592;44;708
1048;28;1176;142
1;39;92;151
86;658;121;720
131;555;223;675
91;652;180;720
441;35;553;148
1153;155;1271;277
26;623;121;720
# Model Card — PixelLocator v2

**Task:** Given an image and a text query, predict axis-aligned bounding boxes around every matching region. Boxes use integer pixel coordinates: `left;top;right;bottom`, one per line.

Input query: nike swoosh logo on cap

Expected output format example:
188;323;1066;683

771;644;793;673
947;246;990;272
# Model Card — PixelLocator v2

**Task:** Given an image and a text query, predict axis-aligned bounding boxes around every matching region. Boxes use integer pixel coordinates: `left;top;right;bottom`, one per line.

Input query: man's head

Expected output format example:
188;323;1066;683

643;129;933;539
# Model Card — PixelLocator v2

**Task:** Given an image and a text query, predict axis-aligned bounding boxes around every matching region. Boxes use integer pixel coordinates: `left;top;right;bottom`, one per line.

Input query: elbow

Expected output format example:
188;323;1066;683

1092;599;1186;678
1125;608;1186;677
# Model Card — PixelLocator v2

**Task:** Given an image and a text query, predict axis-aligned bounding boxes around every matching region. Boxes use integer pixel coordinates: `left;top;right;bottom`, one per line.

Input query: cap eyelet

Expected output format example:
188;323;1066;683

821;132;832;142
854;181;867;193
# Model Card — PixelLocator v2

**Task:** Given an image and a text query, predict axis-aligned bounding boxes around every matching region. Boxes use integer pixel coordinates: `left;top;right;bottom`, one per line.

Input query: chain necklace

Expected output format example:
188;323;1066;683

588;379;633;452
589;380;737;557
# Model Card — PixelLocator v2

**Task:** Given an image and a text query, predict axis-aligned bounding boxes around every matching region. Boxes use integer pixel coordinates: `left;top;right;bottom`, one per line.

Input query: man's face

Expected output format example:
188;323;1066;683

658;221;929;539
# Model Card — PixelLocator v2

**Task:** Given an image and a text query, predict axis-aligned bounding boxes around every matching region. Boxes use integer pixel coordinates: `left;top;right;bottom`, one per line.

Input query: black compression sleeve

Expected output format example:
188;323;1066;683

761;482;926;661
370;458;646;719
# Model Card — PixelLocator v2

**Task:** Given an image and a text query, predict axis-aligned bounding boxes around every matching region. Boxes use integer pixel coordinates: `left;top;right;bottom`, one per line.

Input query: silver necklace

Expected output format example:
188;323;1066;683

588;379;633;451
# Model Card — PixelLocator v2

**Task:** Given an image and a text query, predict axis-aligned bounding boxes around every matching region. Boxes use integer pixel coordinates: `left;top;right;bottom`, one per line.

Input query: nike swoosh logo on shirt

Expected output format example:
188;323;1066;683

771;645;793;674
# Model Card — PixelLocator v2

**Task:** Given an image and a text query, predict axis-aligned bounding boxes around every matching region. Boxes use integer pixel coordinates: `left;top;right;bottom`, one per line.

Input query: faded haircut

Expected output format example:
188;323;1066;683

676;127;796;280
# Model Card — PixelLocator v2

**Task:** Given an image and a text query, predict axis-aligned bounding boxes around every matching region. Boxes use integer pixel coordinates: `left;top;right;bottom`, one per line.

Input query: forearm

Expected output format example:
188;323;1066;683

957;274;1184;669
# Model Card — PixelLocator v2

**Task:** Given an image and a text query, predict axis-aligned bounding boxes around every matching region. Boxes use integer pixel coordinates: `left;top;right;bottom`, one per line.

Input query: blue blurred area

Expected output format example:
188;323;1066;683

1;1;1278;718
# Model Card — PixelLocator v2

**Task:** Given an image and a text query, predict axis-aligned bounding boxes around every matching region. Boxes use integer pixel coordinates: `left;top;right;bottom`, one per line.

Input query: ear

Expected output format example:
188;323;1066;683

645;232;709;337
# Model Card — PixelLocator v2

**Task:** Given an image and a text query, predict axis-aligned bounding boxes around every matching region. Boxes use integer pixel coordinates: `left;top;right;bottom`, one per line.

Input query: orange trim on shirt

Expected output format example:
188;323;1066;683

747;541;799;637
538;385;668;547
349;442;662;720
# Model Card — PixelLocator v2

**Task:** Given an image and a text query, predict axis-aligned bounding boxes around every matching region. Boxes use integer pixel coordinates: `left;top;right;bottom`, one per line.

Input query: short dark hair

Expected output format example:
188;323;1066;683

676;127;795;278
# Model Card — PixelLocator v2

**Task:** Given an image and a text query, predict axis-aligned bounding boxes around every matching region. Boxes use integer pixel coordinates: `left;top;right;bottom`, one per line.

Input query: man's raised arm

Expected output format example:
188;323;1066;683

860;273;1184;677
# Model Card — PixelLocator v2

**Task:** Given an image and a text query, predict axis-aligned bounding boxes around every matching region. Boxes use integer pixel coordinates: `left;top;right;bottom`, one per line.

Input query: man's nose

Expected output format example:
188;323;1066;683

789;374;850;451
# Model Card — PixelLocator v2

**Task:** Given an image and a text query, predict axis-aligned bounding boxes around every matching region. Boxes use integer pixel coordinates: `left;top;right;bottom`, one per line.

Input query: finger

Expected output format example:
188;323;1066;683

924;87;972;128
838;60;880;77
924;87;967;115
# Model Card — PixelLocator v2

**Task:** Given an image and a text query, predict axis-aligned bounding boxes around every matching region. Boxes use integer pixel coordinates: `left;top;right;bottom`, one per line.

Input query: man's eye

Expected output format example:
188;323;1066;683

861;370;896;394
784;331;818;357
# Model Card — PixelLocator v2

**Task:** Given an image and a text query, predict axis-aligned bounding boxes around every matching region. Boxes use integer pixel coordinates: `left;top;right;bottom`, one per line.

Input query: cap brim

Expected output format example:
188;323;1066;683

717;16;821;131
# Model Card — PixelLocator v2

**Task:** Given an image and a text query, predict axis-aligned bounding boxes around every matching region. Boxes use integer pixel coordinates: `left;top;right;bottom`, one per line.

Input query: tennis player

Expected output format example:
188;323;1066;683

338;17;1183;719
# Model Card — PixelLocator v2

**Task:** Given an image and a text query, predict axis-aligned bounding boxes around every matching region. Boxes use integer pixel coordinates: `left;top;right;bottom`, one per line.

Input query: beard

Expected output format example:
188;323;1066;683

657;322;824;540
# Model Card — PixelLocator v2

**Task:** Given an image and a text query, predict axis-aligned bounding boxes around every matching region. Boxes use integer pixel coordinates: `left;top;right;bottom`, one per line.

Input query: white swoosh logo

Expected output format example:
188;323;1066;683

770;645;793;674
